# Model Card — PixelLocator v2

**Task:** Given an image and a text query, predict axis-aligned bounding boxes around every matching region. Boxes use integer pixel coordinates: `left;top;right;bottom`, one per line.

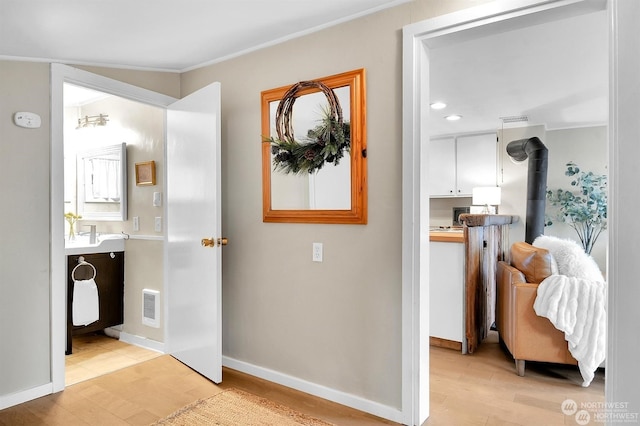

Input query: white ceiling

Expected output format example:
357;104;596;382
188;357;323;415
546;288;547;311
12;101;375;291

428;8;608;136
0;0;409;72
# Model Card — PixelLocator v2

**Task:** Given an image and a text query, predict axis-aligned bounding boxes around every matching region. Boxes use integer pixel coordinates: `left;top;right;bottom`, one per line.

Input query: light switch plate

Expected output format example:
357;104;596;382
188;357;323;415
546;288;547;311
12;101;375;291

154;217;162;232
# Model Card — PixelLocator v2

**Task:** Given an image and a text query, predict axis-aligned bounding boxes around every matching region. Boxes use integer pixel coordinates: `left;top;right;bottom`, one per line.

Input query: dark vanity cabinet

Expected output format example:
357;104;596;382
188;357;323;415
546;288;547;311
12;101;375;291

66;252;124;354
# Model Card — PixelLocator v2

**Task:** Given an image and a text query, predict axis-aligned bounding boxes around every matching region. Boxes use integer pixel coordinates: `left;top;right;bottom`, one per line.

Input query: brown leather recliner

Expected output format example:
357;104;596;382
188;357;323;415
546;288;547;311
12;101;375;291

496;242;576;376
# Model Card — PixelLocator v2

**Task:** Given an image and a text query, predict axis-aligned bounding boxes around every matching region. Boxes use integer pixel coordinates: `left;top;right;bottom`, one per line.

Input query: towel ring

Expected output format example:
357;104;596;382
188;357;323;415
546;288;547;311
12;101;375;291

71;260;97;282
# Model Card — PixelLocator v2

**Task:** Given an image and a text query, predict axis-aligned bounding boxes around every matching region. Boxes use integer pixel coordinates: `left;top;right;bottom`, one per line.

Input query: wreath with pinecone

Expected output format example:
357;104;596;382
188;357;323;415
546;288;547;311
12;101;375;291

266;80;350;175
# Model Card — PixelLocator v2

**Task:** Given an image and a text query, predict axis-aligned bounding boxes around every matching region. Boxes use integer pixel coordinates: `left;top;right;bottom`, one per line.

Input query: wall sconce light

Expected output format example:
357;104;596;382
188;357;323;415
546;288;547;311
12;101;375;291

76;114;109;129
472;186;501;214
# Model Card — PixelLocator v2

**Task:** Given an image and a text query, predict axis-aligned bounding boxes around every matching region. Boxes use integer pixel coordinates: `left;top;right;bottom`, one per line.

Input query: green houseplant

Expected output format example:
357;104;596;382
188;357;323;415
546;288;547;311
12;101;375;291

546;162;607;254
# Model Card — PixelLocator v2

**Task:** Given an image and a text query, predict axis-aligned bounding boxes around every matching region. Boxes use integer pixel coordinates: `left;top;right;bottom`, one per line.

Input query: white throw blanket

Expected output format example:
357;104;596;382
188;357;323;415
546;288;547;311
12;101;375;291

533;275;606;387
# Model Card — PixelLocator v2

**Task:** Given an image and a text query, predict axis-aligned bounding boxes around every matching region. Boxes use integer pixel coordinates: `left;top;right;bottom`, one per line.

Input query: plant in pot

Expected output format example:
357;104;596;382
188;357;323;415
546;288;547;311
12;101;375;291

546;162;607;254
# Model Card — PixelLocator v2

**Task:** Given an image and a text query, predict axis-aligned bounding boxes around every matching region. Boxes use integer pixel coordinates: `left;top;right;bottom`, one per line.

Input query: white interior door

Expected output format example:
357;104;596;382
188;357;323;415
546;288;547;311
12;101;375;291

166;82;222;383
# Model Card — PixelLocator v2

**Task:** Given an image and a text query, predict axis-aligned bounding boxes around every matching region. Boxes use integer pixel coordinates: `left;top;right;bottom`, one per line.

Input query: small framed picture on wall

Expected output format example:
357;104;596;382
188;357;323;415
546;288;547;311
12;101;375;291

135;161;156;186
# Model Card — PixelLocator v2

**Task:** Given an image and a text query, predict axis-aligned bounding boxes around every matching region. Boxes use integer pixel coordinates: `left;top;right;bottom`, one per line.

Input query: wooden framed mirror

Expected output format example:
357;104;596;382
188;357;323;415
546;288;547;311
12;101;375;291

261;69;367;224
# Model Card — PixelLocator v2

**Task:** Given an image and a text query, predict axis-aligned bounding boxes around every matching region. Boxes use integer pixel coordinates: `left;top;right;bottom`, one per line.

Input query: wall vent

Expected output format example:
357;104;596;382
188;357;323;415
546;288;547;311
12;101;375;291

142;289;160;328
499;115;529;124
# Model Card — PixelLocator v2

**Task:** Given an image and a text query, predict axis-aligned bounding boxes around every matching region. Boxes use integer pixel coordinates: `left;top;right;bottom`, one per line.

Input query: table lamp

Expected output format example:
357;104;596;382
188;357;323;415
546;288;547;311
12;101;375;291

472;186;501;214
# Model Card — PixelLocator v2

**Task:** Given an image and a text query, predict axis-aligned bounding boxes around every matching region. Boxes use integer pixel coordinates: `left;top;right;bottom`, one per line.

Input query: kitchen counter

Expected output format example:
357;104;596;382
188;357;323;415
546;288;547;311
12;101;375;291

429;230;464;243
459;214;519;227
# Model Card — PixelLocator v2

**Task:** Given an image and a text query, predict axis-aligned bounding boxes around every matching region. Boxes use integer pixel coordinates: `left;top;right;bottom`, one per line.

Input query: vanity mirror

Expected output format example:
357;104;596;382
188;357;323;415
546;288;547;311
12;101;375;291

77;142;127;221
261;69;367;224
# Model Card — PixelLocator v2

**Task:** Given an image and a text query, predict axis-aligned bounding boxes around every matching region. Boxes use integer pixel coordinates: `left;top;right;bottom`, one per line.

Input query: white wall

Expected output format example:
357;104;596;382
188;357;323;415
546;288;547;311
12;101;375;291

0;61;51;399
544;126;608;270
180;0;493;413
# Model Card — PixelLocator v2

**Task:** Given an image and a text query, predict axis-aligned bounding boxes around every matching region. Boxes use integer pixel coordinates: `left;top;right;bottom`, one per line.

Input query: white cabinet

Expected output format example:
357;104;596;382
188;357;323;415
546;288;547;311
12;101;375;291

428;137;457;196
456;134;498;195
429;240;465;348
428;133;497;197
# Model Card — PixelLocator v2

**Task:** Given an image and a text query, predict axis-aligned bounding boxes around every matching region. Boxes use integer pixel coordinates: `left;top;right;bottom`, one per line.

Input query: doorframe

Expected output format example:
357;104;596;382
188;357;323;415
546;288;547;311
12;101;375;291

401;0;610;424
50;64;177;391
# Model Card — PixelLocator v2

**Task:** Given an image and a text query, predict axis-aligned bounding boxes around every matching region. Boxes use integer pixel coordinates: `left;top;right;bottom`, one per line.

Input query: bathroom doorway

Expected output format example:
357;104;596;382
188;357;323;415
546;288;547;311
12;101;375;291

62;83;166;385
52;64;223;395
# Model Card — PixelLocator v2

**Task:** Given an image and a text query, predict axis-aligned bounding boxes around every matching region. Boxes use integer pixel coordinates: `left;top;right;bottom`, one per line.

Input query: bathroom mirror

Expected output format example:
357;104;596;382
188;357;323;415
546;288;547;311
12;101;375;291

77;142;127;221
261;69;367;224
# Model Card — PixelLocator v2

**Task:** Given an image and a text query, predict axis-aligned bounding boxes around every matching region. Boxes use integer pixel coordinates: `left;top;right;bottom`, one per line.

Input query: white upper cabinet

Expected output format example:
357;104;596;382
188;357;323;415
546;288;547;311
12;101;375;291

428;133;497;197
455;133;498;195
428;137;457;196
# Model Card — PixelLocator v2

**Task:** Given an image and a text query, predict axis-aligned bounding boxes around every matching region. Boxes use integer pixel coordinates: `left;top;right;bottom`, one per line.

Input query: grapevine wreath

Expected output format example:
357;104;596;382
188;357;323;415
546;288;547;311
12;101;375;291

267;80;350;175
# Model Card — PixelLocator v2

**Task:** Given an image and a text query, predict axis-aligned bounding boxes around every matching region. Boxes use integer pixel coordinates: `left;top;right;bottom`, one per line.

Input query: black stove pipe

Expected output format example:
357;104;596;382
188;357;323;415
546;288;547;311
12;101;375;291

506;137;548;244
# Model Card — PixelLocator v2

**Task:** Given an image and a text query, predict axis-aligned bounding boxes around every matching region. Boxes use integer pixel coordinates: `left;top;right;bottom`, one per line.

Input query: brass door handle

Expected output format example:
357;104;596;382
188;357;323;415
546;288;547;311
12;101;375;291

201;238;215;247
201;237;228;247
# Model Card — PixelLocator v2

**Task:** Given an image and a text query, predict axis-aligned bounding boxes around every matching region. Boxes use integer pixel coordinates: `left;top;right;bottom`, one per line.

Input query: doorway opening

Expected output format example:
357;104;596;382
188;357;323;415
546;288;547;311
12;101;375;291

51;64;179;392
52;64;223;394
62;82;165;385
402;1;609;423
427;4;608;339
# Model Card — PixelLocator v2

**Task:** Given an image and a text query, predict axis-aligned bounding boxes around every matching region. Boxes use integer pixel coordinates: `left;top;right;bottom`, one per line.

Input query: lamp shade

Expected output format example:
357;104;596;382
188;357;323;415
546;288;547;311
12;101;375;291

472;186;501;206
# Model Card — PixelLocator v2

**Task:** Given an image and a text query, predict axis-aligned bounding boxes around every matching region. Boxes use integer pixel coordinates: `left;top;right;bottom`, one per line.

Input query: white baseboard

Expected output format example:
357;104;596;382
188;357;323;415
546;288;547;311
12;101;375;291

0;383;52;410
222;356;403;424
119;331;165;354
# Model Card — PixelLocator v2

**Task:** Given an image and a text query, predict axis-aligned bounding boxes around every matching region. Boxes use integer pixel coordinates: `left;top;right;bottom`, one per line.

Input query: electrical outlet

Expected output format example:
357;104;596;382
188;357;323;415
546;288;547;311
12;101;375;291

133;216;140;231
154;217;162;232
312;242;323;262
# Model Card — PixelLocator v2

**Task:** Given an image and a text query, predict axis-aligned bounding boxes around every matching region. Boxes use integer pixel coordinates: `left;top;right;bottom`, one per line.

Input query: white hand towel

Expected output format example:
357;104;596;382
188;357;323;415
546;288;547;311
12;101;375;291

73;278;100;326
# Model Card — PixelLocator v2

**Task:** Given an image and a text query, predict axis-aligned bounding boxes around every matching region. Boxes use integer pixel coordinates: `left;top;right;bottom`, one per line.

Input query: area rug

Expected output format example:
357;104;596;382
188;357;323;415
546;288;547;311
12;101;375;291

152;388;334;425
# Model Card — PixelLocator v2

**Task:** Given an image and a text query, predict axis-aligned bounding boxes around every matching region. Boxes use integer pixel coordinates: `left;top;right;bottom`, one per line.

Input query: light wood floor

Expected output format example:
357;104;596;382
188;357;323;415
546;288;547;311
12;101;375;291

1;331;604;425
426;332;604;425
65;333;162;386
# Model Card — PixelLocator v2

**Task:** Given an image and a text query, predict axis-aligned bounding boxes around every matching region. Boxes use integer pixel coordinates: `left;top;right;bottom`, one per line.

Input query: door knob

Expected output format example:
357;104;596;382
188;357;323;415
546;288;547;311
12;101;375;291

201;237;228;247
201;238;215;247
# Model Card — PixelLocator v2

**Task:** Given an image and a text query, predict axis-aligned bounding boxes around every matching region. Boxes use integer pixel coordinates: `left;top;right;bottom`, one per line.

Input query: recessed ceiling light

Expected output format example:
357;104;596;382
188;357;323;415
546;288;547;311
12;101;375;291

430;102;447;110
445;114;462;121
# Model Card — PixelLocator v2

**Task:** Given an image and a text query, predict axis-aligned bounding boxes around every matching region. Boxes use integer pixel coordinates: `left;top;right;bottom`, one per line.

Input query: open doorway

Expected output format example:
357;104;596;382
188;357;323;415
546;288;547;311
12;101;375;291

50;65;179;392
52;64;223;395
427;0;607;391
430;0;608;386
62;83;165;385
401;1;610;423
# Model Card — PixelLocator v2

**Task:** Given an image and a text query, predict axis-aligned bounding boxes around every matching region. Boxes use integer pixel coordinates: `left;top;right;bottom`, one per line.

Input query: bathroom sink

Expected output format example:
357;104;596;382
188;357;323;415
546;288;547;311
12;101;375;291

64;233;126;255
